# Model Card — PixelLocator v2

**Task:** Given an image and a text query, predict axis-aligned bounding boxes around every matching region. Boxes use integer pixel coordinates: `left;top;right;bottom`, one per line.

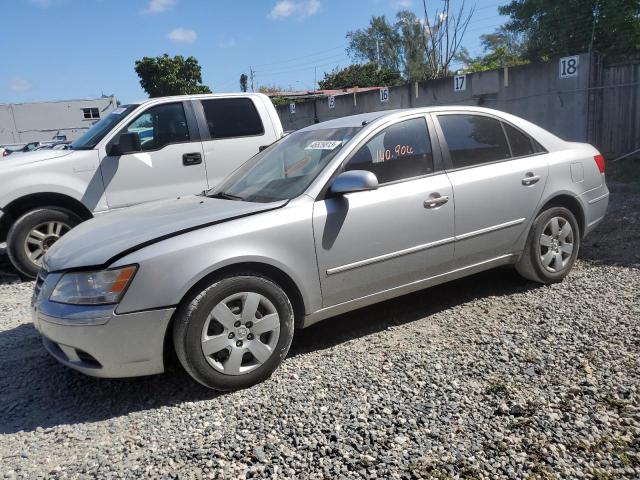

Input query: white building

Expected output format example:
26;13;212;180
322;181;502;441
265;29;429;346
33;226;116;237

0;96;118;144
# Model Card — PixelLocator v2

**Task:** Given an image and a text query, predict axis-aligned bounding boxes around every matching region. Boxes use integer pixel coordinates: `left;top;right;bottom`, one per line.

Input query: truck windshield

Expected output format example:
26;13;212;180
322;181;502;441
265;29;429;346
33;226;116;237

210;126;362;203
71;105;138;150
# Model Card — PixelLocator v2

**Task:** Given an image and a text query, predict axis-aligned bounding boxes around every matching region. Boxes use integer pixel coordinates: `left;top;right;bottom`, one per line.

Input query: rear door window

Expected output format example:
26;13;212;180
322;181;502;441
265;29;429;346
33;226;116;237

438;114;511;168
201;98;264;139
503;123;536;157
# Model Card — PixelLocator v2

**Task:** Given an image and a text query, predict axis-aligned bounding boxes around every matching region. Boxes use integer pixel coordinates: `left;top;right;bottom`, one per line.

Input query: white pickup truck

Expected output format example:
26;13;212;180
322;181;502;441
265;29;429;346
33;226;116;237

0;93;284;278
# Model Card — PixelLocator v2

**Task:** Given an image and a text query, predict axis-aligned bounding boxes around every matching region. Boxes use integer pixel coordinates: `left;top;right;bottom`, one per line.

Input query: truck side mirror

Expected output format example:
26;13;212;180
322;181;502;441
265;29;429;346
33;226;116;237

109;132;141;156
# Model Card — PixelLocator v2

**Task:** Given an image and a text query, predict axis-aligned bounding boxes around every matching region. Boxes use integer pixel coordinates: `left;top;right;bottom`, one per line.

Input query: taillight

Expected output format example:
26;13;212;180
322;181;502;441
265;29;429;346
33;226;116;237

594;154;605;174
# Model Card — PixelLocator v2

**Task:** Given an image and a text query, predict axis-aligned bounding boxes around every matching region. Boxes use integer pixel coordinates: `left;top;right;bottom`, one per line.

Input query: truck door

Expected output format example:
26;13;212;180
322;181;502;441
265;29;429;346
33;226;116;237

100;101;208;209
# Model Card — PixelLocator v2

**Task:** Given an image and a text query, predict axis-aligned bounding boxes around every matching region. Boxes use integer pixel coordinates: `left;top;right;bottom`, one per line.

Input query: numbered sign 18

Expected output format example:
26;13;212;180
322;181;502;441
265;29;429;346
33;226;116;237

454;75;466;92
289;103;296;114
560;56;579;79
380;87;389;103
328;96;336;109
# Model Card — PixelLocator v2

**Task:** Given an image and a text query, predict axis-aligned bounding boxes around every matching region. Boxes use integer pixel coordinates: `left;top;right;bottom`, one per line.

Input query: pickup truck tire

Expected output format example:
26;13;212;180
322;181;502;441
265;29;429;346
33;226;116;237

173;274;295;391
6;207;82;279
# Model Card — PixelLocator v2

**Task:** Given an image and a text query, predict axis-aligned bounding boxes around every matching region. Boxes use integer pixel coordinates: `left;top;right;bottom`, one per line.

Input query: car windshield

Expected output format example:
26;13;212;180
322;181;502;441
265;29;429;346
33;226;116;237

71;104;138;150
210;126;362;203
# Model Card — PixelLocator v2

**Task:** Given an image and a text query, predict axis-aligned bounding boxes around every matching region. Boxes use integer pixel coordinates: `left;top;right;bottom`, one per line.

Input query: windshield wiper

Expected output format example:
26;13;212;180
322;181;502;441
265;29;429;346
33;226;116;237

208;191;244;201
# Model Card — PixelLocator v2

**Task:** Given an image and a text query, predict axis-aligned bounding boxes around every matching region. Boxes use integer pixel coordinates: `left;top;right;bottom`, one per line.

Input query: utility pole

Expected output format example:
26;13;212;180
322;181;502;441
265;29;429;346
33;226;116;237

314;66;317;91
249;67;255;92
376;38;381;71
589;1;600;54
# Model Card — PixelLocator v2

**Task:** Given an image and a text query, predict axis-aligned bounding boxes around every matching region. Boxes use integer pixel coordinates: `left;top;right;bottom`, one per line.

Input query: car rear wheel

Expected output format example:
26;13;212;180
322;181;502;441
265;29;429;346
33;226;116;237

173;274;295;390
516;206;580;284
6;207;82;279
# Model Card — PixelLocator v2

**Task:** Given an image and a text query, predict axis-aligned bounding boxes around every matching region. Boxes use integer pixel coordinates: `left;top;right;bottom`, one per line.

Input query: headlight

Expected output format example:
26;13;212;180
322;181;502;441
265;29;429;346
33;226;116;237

50;266;137;305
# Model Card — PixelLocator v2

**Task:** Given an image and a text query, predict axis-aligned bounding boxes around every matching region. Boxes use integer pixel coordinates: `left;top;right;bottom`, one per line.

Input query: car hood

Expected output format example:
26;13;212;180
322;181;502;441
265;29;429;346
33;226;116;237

0;149;73;167
44;195;287;271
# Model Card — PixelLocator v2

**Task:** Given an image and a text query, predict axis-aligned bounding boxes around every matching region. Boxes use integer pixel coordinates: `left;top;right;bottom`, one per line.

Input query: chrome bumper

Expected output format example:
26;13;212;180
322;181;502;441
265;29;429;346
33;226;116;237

33;303;175;378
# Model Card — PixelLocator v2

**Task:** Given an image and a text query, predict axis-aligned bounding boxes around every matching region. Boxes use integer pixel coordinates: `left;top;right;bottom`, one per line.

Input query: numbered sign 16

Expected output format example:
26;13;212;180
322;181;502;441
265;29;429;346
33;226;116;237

454;75;466;92
380;87;389;103
560;56;579;79
289;103;296;114
328;96;336;109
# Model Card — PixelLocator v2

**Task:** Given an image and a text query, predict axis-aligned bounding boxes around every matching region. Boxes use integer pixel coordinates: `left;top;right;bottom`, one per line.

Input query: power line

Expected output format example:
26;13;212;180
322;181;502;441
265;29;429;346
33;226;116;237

252;44;347;68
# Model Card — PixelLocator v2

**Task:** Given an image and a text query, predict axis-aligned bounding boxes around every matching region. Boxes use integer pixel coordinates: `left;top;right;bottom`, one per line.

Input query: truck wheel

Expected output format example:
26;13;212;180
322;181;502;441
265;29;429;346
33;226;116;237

6;207;82;279
173;274;295;391
516;206;580;284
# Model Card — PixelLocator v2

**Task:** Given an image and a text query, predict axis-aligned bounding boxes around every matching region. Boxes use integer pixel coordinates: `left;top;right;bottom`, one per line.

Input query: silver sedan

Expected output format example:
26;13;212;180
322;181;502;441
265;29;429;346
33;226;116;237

32;106;609;390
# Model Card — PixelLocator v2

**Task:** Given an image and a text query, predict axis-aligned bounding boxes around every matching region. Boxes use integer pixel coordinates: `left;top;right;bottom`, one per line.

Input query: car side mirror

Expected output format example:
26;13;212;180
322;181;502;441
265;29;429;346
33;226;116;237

109;132;141;156
330;170;379;195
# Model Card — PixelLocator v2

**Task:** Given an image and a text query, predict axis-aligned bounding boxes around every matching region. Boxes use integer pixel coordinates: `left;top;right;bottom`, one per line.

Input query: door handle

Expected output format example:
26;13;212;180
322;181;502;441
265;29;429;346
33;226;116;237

522;173;541;186
183;153;202;166
424;194;449;209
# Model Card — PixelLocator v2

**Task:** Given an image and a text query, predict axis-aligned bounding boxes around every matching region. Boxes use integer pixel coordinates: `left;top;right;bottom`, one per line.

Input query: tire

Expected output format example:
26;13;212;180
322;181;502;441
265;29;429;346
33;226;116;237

516;206;580;284
6;207;82;279
173;274;295;391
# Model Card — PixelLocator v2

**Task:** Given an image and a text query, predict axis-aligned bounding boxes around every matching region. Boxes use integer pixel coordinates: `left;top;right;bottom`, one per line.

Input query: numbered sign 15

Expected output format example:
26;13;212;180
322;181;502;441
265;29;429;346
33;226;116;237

328;96;336;109
289;103;296;114
560;56;579;79
380;87;389;103
454;75;466;92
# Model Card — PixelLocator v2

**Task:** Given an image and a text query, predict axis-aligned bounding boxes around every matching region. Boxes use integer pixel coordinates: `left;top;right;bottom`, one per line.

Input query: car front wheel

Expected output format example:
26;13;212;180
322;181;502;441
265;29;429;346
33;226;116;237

6;207;82;279
516;206;581;284
173;274;295;390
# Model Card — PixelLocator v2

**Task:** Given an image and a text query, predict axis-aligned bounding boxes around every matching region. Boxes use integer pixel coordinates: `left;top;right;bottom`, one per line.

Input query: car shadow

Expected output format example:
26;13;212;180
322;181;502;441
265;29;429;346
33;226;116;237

0;267;540;434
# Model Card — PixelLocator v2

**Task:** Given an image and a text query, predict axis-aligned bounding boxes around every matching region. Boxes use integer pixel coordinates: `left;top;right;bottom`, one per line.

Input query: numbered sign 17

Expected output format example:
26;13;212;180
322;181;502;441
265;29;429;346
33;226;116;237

380;87;389;103
454;75;466;92
328;96;336;109
560;56;579;78
289;103;296;114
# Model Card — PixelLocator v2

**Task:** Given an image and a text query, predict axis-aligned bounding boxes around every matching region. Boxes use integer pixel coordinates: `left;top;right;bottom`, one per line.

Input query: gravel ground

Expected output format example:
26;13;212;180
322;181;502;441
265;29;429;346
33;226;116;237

1;183;638;479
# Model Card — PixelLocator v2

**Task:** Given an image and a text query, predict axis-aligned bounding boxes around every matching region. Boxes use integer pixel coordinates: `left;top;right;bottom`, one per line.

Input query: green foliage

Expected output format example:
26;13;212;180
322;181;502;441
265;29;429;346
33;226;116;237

239;73;248;92
458;27;529;73
347;15;402;72
500;0;640;61
318;63;402;89
134;54;211;98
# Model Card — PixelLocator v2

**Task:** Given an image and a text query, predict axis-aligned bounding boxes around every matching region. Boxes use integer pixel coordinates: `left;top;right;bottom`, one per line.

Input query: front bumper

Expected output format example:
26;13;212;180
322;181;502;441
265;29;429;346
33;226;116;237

33;303;175;378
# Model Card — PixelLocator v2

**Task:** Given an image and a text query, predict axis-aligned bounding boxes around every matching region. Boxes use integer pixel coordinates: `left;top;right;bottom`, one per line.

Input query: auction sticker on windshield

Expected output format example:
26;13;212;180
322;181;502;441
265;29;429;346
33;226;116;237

306;141;342;150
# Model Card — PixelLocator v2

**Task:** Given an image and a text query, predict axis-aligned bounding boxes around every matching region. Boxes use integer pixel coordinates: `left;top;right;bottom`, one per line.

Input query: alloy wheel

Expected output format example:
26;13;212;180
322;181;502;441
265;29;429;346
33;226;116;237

539;216;574;273
23;221;71;266
201;292;281;376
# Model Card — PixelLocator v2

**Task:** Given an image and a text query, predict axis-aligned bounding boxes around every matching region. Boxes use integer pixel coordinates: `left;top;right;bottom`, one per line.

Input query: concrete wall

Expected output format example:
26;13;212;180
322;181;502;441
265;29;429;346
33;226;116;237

277;53;592;143
0;97;118;145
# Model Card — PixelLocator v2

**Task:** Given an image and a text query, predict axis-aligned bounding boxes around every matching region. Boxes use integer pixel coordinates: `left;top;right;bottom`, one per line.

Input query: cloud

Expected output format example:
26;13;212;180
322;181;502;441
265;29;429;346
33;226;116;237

167;27;197;43
9;77;32;92
268;0;320;20
142;0;175;14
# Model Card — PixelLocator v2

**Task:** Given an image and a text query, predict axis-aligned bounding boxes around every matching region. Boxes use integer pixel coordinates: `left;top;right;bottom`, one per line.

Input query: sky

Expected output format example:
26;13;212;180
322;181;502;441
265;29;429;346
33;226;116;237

0;0;508;105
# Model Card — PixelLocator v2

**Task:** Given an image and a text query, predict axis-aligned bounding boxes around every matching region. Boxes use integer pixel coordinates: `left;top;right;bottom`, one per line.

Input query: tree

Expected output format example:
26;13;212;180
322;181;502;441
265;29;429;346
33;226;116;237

347;16;402;72
134;54;211;98
499;0;640;61
347;3;475;82
458;27;528;73
240;73;248;92
318;63;402;89
421;0;475;78
396;10;428;81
